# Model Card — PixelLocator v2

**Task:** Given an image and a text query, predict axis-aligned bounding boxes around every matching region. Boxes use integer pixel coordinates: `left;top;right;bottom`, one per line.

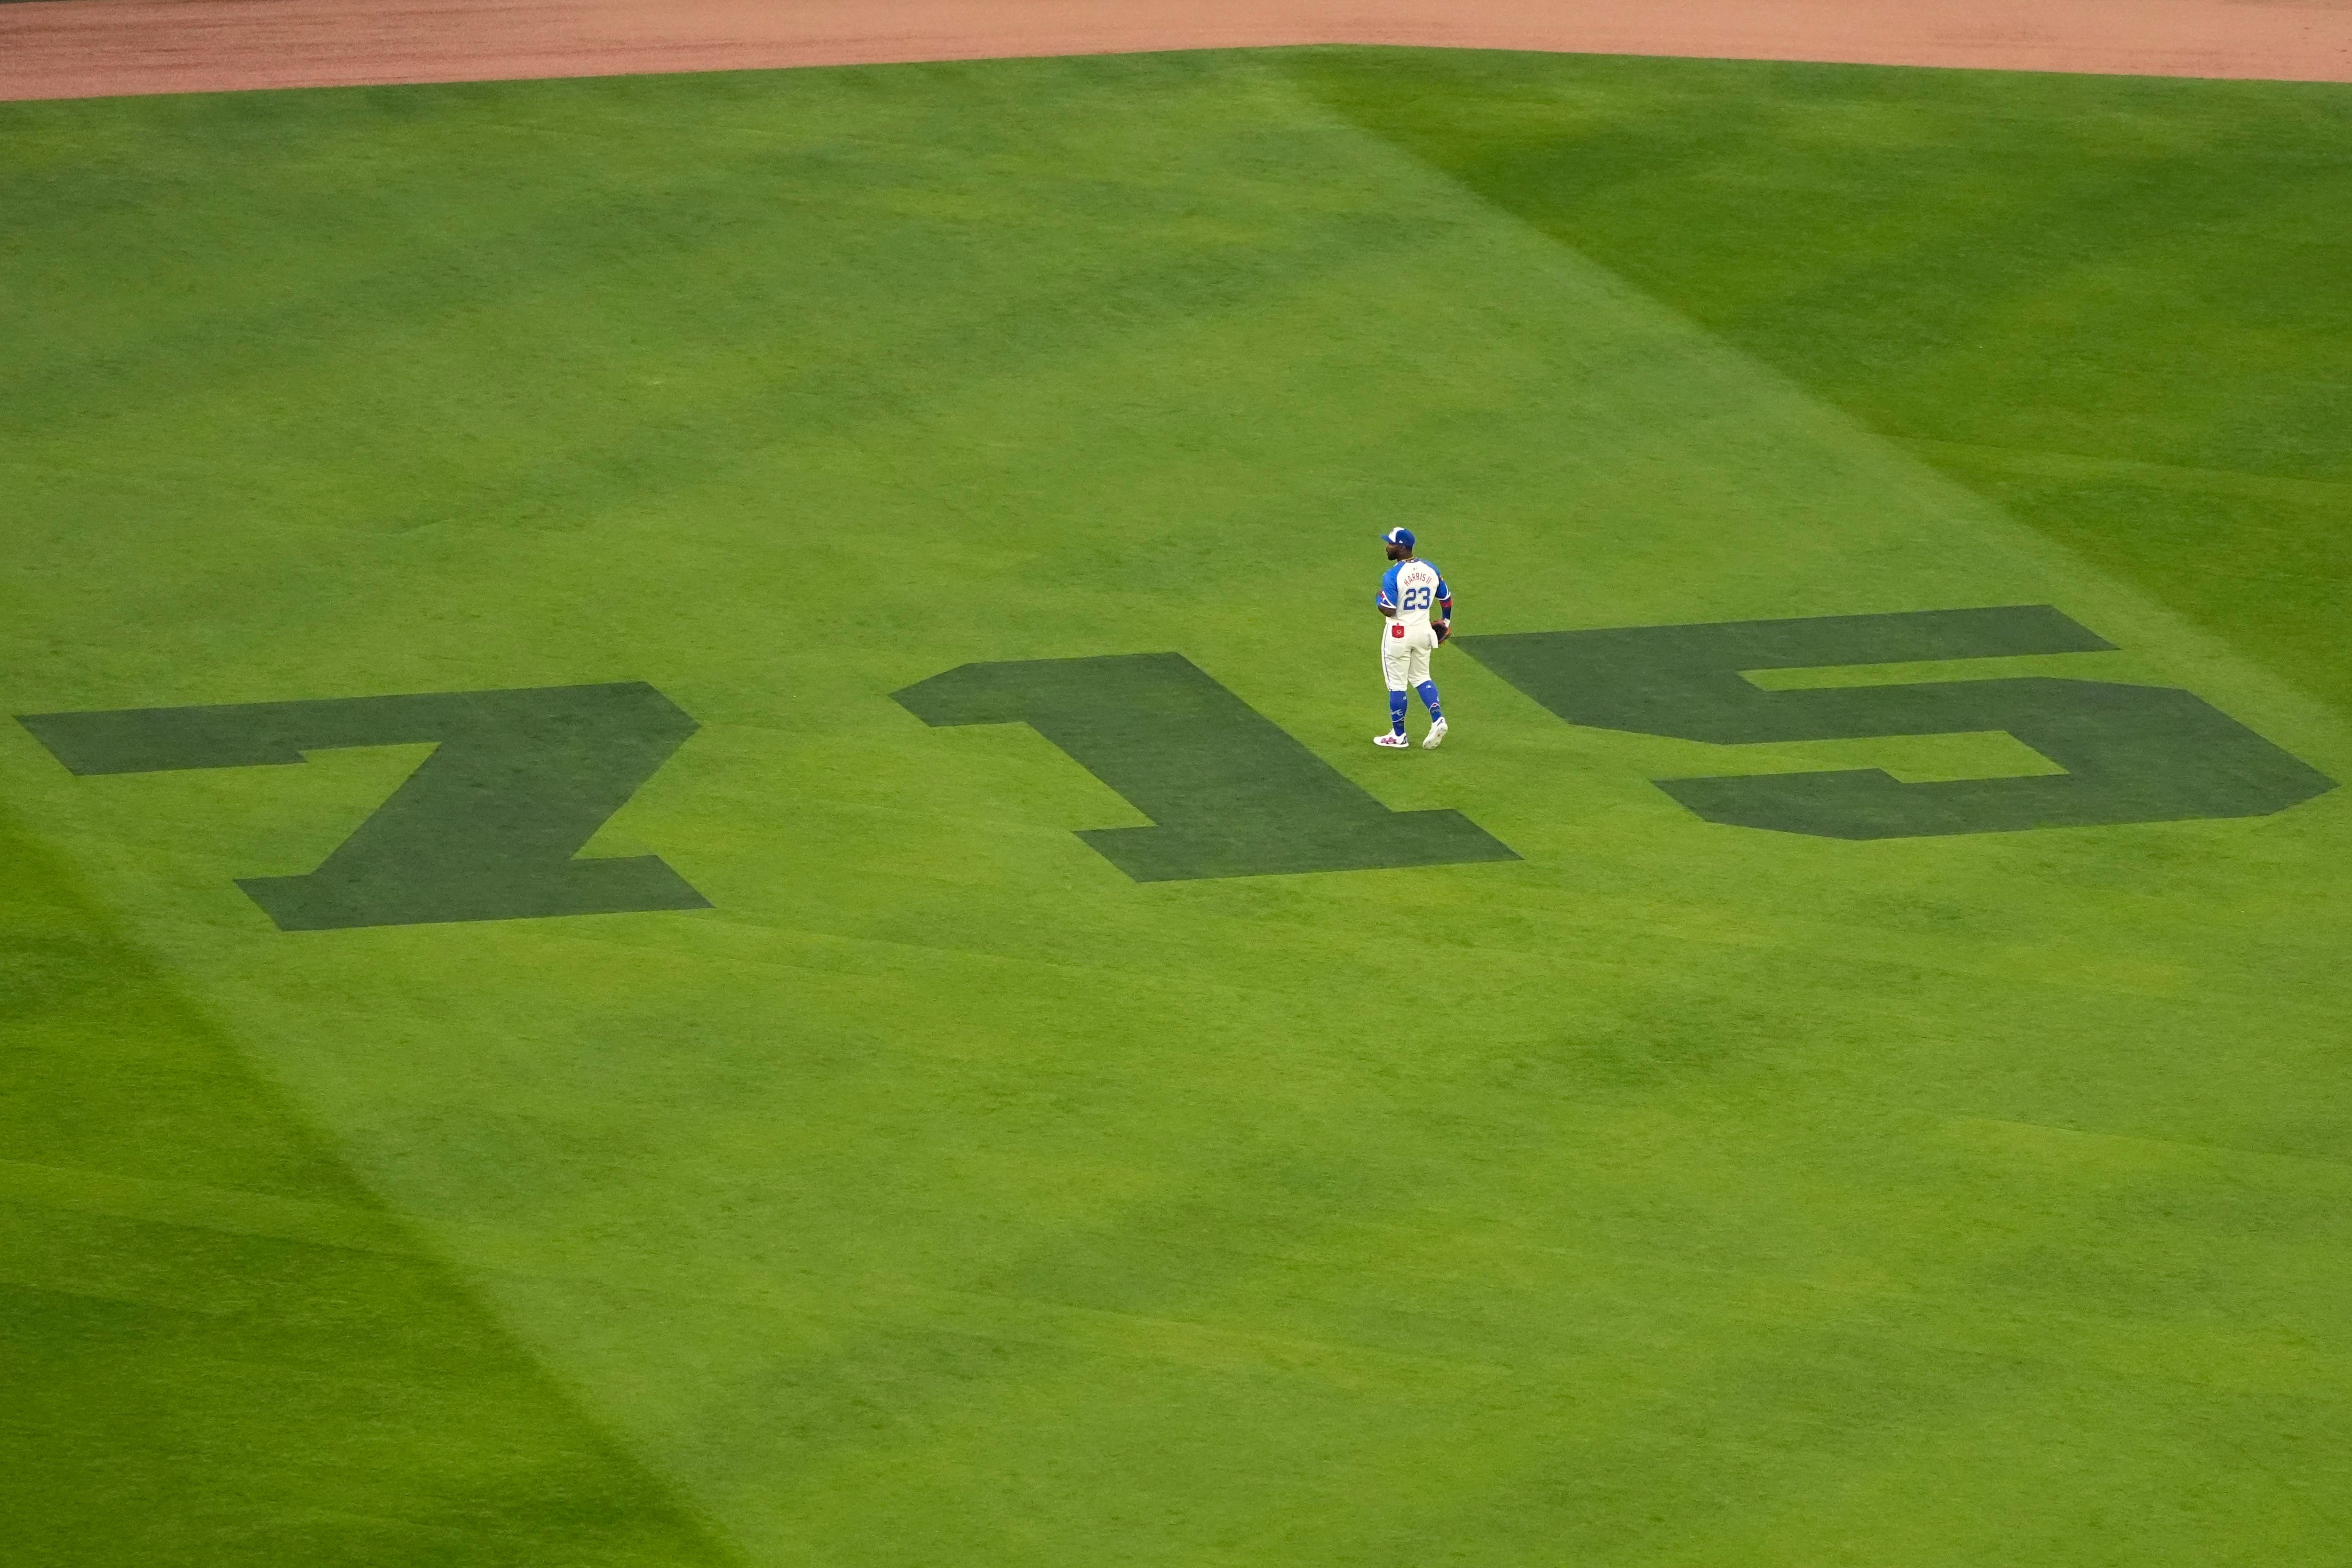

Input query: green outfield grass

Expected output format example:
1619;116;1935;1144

3;48;2348;1567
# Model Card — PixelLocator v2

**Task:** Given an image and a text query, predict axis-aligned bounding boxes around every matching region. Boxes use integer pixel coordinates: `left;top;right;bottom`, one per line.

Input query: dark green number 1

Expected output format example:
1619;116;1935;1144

892;653;1516;880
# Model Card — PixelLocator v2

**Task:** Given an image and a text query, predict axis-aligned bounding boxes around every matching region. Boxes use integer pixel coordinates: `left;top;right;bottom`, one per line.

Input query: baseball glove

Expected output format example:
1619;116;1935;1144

1434;621;1452;645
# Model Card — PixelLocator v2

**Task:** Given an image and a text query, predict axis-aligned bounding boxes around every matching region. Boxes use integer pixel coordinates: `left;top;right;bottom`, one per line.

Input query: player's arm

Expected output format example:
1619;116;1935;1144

1376;563;1401;619
1434;577;1453;640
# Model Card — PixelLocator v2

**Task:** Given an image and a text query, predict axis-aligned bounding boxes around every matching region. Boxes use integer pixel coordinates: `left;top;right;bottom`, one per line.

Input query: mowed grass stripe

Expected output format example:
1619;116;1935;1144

0;1157;417;1255
3;73;1468;722
1899;440;2352;507
0;810;734;1567
1290;48;2352;717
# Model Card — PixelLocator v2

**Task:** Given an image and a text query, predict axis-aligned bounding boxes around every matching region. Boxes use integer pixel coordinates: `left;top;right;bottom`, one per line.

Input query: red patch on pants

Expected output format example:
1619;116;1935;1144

1391;623;1404;638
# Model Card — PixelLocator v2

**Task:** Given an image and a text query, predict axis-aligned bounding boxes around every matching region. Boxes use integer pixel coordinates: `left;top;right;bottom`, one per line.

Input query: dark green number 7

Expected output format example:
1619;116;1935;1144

1461;606;2335;838
17;684;708;929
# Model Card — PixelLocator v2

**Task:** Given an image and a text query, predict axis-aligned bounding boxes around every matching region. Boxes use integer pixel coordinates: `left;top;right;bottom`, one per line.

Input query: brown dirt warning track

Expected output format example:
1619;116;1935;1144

3;0;2351;103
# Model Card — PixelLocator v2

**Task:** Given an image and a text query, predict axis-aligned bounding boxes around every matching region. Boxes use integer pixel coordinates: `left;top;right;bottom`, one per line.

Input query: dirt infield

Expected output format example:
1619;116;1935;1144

4;0;2350;103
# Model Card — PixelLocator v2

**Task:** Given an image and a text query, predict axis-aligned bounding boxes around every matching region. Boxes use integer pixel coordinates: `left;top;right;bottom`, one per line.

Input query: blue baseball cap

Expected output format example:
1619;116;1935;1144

1382;527;1415;548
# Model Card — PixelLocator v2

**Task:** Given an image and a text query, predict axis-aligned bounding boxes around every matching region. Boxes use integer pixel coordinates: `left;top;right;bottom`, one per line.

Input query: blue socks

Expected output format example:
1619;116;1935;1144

1416;681;1444;721
1389;690;1409;735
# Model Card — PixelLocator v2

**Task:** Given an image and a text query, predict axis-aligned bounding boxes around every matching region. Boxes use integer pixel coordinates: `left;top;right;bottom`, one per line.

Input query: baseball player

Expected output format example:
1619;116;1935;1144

1373;527;1450;748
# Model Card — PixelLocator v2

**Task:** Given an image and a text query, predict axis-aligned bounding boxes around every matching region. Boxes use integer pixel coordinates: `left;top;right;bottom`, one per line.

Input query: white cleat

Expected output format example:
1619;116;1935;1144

1374;732;1411;748
1422;717;1449;749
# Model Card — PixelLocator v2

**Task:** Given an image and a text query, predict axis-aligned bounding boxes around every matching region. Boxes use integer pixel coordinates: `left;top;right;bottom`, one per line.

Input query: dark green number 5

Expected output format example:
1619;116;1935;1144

1461;606;2335;838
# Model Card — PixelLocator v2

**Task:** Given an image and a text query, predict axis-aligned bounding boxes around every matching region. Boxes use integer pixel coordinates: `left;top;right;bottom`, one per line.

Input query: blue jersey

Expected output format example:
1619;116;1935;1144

1378;558;1450;632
